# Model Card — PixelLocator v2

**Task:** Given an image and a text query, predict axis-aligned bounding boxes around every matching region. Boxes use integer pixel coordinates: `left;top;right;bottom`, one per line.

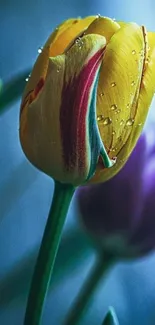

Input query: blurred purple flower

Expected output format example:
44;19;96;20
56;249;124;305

77;133;155;258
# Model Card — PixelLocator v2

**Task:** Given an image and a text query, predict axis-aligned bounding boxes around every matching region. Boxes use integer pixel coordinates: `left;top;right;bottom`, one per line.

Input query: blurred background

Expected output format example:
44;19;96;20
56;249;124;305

1;0;155;324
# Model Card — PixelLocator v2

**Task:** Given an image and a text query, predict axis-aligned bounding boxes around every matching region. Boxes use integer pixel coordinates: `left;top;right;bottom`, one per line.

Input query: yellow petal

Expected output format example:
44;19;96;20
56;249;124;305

20;34;106;185
20;54;66;182
120;31;155;160
85;16;120;42
117;21;126;28
49;16;96;56
22;16;96;101
90;23;146;183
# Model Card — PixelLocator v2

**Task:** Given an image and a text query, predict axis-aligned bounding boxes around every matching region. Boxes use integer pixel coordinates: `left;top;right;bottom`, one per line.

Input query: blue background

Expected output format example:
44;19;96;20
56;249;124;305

0;0;155;324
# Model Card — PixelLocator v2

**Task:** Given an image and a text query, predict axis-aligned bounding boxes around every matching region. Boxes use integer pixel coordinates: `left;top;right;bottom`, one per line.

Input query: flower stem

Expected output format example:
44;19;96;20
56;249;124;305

24;181;75;325
64;251;115;325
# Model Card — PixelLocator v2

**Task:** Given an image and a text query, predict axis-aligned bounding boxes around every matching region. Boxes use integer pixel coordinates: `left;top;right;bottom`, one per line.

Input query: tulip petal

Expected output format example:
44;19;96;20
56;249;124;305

116;31;155;164
117;21;126;28
49;16;96;56
91;23;147;183
85;16;120;42
20;34;108;185
22;16;96;101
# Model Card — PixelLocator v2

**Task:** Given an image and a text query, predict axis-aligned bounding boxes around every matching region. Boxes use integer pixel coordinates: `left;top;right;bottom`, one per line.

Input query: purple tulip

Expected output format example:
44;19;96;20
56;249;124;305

77;132;155;258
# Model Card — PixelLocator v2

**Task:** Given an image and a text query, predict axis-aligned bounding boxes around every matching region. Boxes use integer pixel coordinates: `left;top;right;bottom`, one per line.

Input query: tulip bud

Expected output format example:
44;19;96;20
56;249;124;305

77;134;155;258
20;17;155;185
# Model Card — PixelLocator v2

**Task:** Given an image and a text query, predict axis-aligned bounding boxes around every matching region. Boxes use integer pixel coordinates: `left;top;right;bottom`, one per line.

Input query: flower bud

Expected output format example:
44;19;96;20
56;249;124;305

77;135;155;258
20;17;155;186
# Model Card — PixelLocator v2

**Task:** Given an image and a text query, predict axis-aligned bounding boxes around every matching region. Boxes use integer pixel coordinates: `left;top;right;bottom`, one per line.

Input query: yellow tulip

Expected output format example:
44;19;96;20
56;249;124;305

20;16;155;186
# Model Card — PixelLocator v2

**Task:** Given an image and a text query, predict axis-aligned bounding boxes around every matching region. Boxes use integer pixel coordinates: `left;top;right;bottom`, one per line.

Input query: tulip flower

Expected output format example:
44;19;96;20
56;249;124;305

19;16;155;325
20;16;155;186
65;133;155;325
77;133;155;257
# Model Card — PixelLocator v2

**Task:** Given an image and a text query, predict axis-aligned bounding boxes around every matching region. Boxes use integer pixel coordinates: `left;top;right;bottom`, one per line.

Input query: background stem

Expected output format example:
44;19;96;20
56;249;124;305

64;251;115;325
24;181;75;325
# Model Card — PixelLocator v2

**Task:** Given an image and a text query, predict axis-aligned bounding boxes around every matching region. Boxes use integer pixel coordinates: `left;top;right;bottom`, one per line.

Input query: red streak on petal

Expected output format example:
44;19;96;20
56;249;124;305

60;48;105;173
20;78;44;115
34;78;44;97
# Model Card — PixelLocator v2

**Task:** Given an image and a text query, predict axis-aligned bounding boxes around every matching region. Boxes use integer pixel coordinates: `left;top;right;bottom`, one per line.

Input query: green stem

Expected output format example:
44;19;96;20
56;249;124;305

24;181;75;325
64;251;115;325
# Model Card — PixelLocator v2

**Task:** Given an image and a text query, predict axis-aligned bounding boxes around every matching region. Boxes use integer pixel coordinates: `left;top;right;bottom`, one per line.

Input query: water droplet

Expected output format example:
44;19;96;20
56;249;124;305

127;103;130;108
120;120;124;126
110;104;117;111
103;117;112;125
132;50;136;55
138;122;142;126
110;146;117;152
146;56;151;64
100;92;104;97
131;81;136;86
96;13;101;18
114;109;121;114
112;130;116;135
111;82;116;87
75;38;80;44
126;118;134;126
38;47;43;54
75;37;83;49
25;74;31;82
113;17;116;21
111;156;117;165
97;114;104;121
97;115;112;125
